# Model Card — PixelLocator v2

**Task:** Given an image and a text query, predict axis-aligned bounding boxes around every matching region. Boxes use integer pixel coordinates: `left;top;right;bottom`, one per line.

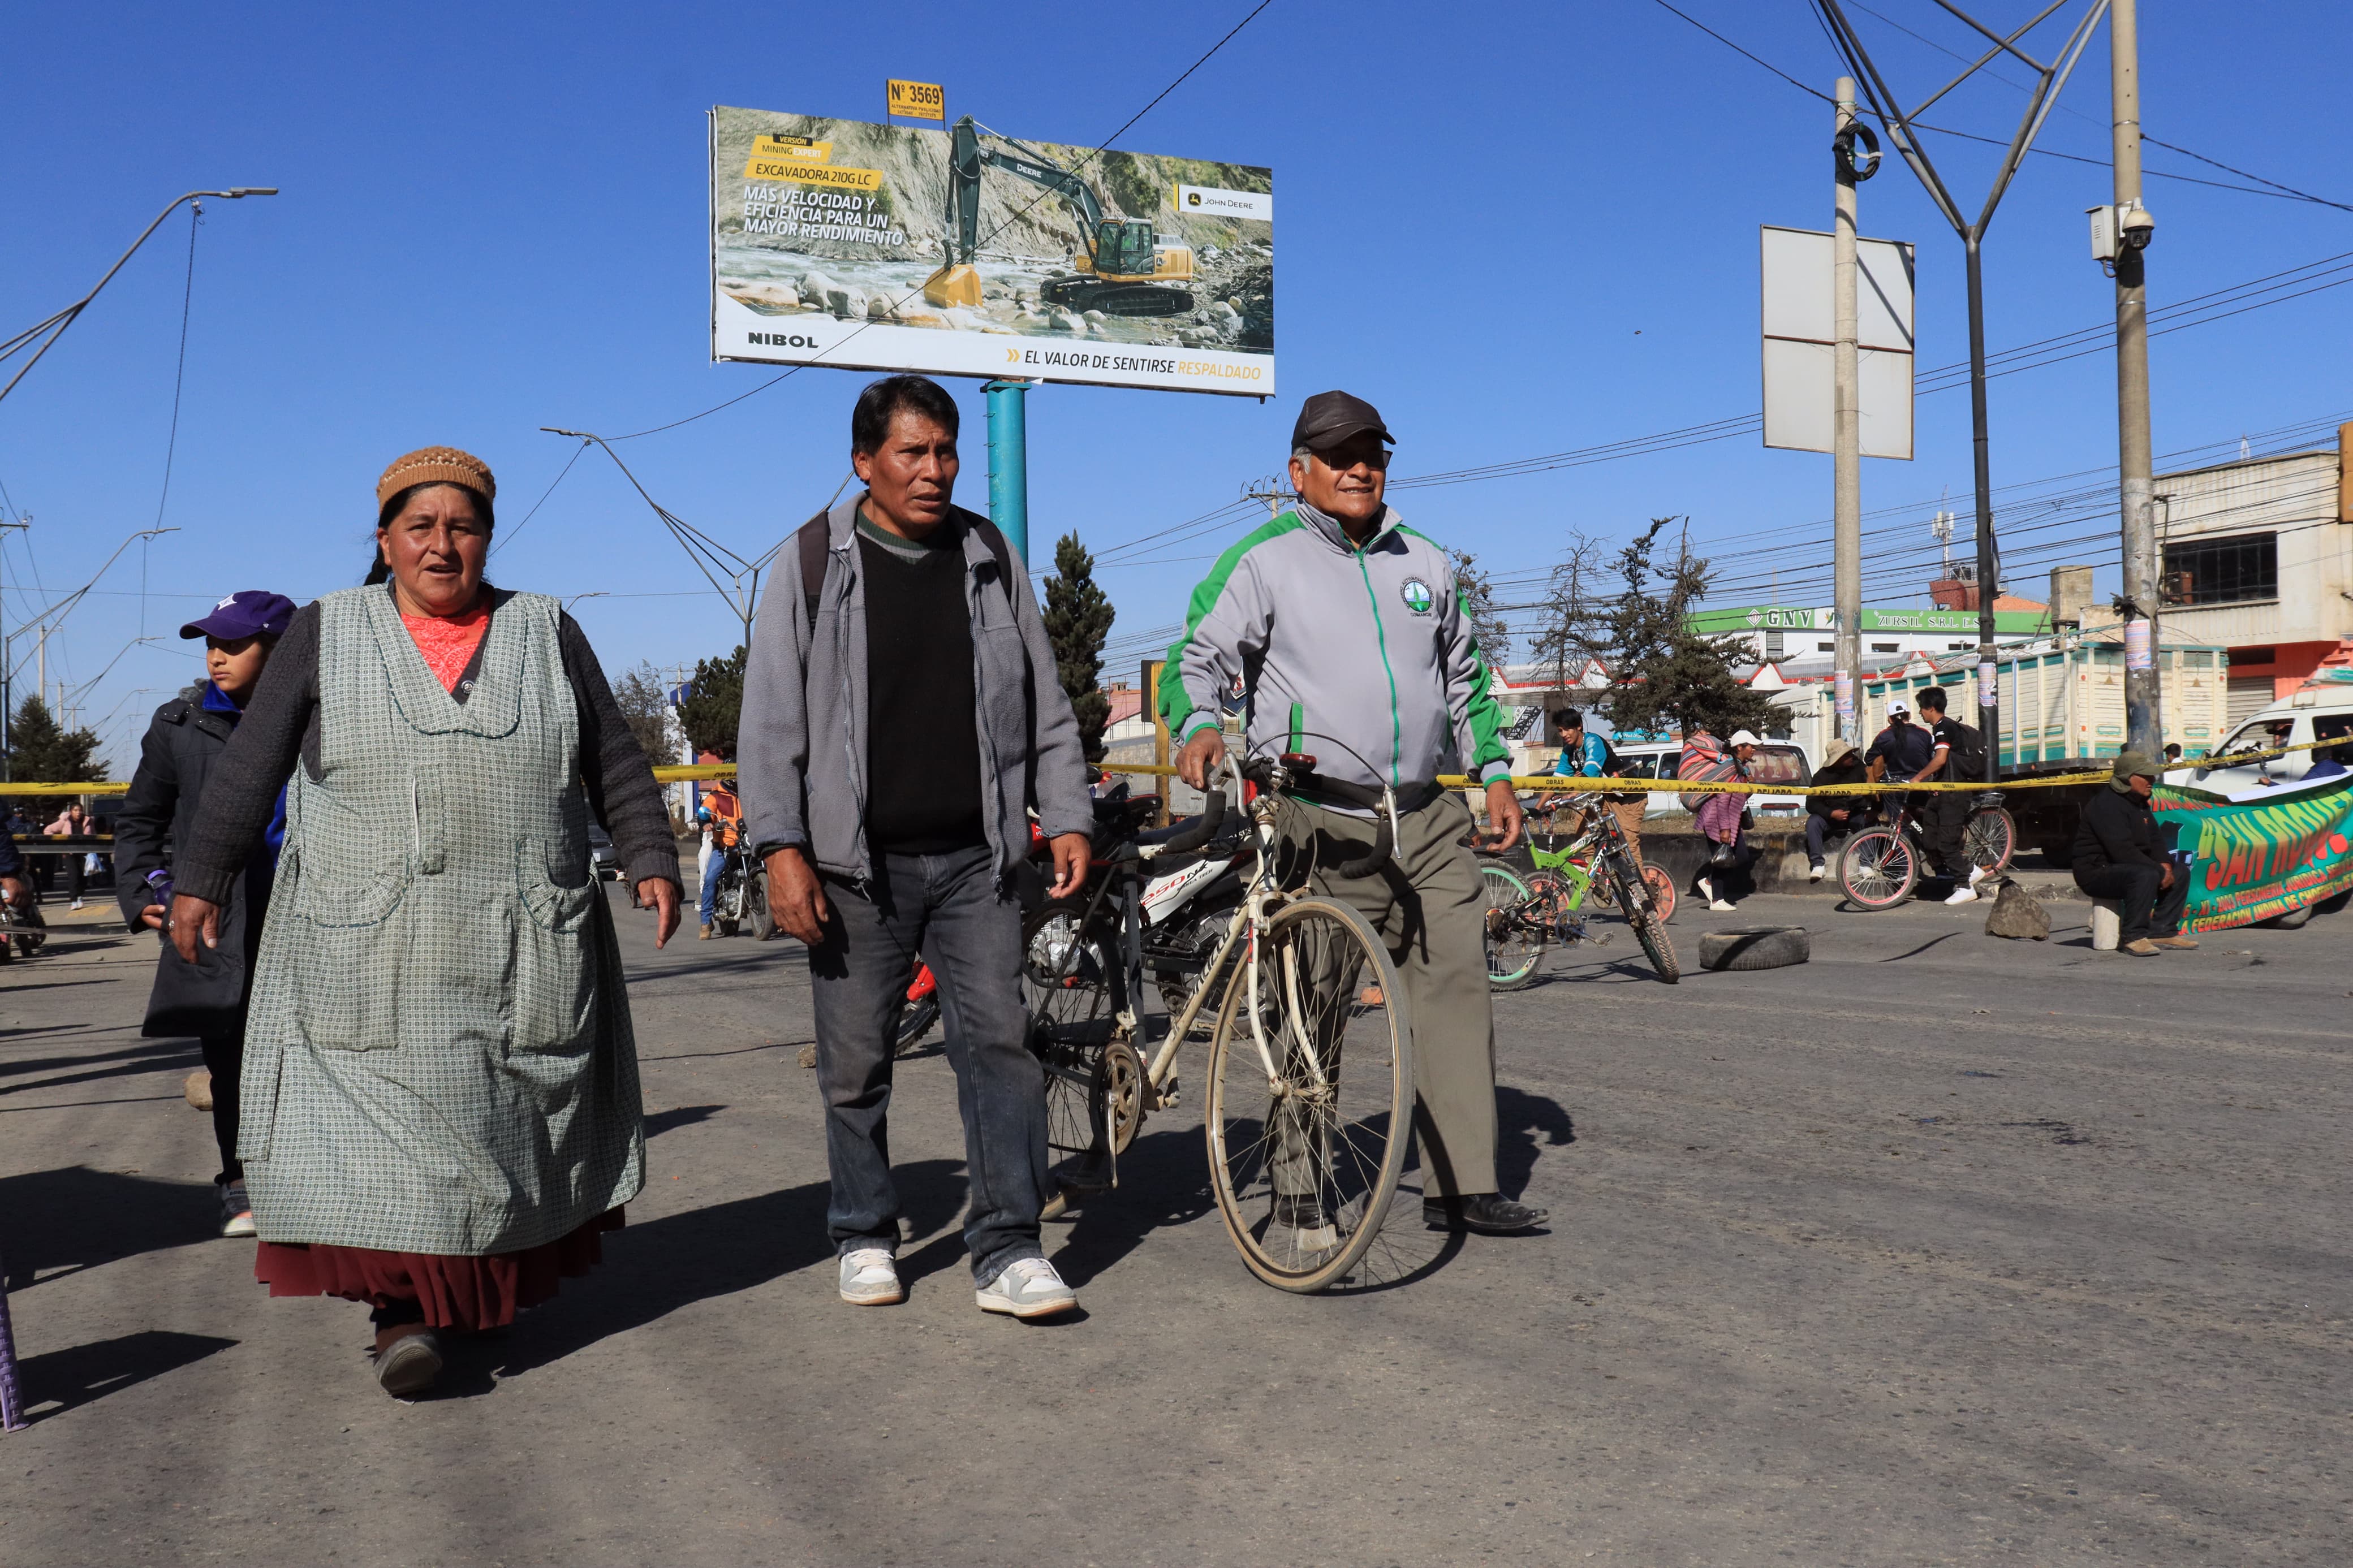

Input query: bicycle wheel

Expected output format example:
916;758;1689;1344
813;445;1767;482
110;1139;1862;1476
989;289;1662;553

1839;826;1919;910
1964;804;2018;874
1639;863;1678;923
1020;901;1123;1187
1206;897;1412;1293
891;995;939;1057
1605;850;1679;983
1480;863;1545;990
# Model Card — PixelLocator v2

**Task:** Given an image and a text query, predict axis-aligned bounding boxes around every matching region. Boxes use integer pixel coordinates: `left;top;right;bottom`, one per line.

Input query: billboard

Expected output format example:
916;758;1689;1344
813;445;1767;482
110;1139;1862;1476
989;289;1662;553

1759;225;1915;460
709;106;1273;396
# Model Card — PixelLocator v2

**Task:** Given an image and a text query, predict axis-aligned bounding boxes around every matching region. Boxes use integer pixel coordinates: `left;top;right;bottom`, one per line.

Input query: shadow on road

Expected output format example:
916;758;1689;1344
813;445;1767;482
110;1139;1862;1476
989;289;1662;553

0;1167;216;1291
1041;1125;1218;1289
643;1104;725;1139
1495;1086;1575;1198
14;1329;239;1425
0;1040;202;1097
490;1161;964;1379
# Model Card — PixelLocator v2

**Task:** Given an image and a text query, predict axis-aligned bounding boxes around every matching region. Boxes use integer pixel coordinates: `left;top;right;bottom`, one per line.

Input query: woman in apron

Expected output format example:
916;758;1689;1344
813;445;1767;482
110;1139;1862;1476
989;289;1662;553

171;447;682;1398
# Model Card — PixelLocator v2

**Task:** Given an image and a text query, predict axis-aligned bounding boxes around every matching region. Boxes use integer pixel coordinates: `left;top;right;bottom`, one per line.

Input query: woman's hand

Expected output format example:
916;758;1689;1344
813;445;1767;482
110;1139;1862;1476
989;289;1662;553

169;893;222;962
635;875;682;948
139;903;166;930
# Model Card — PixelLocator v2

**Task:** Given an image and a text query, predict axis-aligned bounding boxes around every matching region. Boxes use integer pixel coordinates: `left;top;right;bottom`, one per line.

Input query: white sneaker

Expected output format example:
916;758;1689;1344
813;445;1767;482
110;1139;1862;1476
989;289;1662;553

1807;863;1826;882
975;1256;1078;1319
70;899;83;911
1944;887;1979;905
1709;899;1736;912
1967;864;1989;886
837;1248;904;1306
1695;877;1713;902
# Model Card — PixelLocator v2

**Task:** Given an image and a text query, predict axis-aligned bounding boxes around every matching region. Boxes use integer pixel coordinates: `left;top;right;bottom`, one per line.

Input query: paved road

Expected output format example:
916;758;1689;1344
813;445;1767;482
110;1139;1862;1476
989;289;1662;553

3;887;2347;1565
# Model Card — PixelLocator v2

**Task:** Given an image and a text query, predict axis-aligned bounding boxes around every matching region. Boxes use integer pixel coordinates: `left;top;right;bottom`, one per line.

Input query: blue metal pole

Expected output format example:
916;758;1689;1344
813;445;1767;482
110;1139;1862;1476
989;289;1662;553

984;379;1029;566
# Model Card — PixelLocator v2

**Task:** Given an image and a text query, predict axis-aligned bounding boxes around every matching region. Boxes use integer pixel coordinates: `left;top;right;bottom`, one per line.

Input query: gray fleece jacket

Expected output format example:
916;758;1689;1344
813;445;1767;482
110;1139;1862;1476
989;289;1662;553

738;494;1093;885
1159;503;1513;799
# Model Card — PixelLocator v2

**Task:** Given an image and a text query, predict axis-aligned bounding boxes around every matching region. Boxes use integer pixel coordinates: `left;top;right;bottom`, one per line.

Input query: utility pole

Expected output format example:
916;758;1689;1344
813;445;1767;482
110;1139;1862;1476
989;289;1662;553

2109;0;2160;757
0;517;21;777
1832;76;1863;742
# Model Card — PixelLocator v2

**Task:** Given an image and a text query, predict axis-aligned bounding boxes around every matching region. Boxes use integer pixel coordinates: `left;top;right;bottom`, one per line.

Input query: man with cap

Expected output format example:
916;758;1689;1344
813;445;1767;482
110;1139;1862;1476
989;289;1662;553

1803;737;1872;880
1165;390;1547;1237
2071;751;2196;956
114;589;299;1237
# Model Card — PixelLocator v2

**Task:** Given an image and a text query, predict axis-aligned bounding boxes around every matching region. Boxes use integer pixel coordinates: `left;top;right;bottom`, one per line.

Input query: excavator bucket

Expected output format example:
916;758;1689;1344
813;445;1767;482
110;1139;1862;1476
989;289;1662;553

922;264;982;309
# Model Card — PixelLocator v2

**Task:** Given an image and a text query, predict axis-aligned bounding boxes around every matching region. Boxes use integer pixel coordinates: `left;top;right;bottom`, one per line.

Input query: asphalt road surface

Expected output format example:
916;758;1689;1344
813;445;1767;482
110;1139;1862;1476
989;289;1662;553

4;886;2347;1566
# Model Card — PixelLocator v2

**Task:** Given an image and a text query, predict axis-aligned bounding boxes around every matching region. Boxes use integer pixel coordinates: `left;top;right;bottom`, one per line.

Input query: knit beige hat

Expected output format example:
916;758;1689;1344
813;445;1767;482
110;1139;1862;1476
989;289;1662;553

376;447;497;509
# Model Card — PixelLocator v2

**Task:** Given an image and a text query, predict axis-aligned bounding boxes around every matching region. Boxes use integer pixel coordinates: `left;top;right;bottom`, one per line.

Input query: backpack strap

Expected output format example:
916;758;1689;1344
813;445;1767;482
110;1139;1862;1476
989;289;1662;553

800;503;1018;632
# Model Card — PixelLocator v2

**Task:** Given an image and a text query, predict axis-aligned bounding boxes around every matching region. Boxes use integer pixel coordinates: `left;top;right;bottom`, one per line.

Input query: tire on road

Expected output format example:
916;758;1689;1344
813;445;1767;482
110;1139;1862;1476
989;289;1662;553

1697;925;1811;972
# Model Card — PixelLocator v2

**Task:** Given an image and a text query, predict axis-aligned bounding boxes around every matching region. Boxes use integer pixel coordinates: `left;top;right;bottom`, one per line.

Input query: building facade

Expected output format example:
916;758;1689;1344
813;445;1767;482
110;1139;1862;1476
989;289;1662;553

2148;425;2353;723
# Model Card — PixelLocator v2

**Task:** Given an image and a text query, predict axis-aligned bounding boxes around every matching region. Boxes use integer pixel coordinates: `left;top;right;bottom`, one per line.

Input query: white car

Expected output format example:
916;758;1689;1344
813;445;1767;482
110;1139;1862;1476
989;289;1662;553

2184;691;2353;799
1605;740;1816;819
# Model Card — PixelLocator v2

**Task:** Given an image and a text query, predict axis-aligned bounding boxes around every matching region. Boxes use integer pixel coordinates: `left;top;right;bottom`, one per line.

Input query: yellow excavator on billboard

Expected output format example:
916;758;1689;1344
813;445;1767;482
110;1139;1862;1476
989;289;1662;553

923;116;1195;316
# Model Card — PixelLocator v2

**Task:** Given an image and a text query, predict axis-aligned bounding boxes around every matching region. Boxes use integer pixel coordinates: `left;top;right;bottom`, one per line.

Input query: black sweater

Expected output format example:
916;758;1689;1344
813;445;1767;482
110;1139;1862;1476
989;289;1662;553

857;532;985;852
2072;785;2164;873
175;593;680;905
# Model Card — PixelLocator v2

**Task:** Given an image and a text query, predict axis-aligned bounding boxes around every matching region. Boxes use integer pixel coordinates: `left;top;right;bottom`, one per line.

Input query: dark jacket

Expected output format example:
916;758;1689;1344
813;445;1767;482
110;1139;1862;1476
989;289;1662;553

1806;751;1873;820
113;684;276;1039
2072;783;2166;875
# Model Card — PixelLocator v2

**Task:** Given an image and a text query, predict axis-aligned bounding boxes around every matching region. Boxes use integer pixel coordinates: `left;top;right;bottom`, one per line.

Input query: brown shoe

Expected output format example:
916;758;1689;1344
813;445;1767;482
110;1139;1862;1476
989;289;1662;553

372;1324;443;1398
2149;934;2199;950
2119;938;2160;956
699;923;715;940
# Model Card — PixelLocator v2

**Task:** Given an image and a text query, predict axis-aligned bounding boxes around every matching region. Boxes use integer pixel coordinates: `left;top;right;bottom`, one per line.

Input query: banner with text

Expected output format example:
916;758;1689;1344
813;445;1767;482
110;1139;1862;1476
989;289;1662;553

709;106;1273;396
2156;774;2353;931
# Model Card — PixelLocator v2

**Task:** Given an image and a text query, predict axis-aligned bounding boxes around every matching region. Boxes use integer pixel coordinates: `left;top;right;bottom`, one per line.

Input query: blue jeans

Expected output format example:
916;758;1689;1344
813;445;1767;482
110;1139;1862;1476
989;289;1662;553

699;846;736;926
808;845;1048;1286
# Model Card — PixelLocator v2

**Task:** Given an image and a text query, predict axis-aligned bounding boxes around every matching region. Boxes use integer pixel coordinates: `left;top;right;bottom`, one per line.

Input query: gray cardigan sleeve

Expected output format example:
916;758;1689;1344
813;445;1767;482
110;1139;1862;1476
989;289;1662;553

738;533;816;863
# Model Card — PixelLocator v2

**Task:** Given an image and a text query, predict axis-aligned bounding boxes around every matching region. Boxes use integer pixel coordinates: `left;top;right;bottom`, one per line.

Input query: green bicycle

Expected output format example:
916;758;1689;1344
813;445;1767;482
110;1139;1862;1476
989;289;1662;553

1481;798;1679;987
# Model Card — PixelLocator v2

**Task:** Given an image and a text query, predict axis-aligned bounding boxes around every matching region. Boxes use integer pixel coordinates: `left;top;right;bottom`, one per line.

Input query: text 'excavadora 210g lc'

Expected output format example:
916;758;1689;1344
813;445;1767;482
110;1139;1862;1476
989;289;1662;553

922;115;1195;317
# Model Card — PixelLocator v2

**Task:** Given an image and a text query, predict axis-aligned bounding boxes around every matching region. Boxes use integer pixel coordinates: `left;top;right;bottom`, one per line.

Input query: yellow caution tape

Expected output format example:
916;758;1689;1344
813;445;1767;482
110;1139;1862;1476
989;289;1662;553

0;781;130;797
653;764;738;783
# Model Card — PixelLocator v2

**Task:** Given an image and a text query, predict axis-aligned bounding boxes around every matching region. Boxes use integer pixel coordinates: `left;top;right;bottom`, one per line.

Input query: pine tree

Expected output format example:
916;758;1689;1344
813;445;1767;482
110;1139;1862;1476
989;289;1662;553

1042;532;1116;762
611;661;681;768
1601;520;1774;742
6;694;103;783
676;645;747;762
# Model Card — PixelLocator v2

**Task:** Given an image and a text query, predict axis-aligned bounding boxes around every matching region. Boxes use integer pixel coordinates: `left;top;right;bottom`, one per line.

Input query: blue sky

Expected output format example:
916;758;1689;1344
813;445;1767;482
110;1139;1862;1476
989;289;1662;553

5;0;2350;768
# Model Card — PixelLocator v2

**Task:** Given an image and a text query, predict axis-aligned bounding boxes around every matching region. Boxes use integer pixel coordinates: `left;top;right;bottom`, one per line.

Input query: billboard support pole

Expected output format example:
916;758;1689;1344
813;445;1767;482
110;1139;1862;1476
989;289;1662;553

985;379;1031;566
1832;76;1861;745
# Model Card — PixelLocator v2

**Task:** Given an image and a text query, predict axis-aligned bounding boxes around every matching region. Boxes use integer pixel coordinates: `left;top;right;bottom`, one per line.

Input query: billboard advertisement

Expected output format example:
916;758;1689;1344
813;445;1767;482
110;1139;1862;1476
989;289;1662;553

2157;773;2353;932
709;106;1273;396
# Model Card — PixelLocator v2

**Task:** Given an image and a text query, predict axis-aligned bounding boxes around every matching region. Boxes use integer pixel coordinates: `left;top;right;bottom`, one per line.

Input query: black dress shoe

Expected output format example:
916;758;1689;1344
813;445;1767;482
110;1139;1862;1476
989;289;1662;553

1424;1194;1549;1234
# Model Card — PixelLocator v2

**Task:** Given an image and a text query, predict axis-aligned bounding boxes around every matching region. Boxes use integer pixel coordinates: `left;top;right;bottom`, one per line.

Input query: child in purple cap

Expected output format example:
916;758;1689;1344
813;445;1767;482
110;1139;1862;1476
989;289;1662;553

113;589;298;1238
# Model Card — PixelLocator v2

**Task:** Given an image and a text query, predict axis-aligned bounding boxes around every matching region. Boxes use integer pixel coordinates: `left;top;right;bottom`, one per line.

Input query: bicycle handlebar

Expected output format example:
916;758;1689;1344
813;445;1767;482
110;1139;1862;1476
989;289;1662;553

1146;784;1227;854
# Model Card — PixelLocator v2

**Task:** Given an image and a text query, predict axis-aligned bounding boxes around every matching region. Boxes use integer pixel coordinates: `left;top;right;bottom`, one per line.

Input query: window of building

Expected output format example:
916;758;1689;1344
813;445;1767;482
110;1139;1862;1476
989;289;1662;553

2163;533;2277;606
1817;641;1835;653
1871;642;1899;653
1947;642;1971;650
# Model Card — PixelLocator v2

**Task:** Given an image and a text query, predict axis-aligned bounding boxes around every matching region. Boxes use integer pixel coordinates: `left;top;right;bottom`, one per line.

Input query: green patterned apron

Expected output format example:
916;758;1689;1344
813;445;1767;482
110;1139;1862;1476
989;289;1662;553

239;585;644;1254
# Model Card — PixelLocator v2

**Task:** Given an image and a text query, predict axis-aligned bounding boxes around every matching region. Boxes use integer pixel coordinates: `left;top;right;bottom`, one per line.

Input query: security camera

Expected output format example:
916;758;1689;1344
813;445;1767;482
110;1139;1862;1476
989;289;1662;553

2119;201;2154;250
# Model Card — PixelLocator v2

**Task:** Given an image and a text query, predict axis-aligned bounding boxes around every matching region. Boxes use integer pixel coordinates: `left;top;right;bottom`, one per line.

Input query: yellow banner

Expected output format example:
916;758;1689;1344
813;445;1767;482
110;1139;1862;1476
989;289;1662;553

742;156;882;191
886;80;945;119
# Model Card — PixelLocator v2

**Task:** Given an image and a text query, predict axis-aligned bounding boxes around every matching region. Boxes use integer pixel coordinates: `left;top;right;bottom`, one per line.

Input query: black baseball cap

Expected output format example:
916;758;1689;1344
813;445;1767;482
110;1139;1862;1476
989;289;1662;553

1291;390;1395;454
180;590;297;642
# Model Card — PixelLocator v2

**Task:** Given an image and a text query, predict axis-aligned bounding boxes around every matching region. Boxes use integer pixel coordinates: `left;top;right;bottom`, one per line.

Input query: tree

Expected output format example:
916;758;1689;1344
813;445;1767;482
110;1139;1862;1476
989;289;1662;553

611;660;680;767
6;694;103;783
1042;532;1116;762
676;645;747;762
1526;530;1611;691
1598;520;1774;742
1446;547;1512;671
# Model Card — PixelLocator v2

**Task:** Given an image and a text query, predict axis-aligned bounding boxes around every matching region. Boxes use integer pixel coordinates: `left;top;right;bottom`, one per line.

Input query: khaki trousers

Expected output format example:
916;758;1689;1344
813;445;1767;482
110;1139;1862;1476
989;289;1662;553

1562;797;1647;869
1285;790;1499;1198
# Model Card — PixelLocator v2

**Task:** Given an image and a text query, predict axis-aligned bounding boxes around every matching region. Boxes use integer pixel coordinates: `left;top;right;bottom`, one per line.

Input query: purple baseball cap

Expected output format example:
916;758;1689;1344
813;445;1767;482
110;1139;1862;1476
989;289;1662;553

179;590;297;642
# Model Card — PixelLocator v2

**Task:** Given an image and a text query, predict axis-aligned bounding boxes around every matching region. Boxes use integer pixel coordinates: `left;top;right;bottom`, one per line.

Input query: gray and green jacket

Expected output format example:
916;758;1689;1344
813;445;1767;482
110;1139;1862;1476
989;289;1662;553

1159;503;1512;801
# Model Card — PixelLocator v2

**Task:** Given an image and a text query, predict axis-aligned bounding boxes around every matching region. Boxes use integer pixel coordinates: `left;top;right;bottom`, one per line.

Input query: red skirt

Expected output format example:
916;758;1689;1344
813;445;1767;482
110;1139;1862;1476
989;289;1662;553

253;1208;624;1332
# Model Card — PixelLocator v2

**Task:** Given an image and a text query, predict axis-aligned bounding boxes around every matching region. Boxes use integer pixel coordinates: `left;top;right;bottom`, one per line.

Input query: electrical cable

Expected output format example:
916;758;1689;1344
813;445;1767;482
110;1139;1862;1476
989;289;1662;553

151;204;199;540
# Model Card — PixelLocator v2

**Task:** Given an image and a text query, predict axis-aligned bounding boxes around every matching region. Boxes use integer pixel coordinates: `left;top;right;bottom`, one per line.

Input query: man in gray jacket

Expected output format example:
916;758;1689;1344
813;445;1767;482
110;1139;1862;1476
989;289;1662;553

740;374;1094;1319
1167;390;1548;1236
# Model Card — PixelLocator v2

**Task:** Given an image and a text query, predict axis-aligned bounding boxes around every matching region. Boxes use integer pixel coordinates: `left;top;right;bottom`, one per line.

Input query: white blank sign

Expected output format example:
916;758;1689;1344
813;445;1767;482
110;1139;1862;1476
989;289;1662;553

1761;224;1915;460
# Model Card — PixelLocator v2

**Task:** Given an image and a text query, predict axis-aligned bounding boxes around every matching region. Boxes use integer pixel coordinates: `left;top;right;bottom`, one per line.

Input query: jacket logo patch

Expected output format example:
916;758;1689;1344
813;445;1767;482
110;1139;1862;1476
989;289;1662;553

1399;577;1434;615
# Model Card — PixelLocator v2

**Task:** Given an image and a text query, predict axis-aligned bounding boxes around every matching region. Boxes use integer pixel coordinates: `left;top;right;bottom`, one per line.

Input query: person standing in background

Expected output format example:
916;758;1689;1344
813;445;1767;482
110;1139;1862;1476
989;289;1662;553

44;801;92;908
114;590;298;1239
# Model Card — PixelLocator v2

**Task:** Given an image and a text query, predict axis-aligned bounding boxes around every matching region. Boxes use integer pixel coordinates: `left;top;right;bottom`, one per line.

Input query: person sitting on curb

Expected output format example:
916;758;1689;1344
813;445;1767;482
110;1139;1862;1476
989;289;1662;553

1803;738;1872;881
2071;751;2196;956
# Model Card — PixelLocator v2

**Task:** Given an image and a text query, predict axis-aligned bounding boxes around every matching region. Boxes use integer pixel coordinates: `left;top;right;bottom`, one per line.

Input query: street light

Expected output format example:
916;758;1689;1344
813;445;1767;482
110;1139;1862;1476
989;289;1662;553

0;188;279;408
564;591;610;611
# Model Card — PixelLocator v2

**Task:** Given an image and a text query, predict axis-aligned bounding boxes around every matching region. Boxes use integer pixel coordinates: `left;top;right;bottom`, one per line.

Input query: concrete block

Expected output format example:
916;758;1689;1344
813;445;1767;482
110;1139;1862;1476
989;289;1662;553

2089;899;2122;951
